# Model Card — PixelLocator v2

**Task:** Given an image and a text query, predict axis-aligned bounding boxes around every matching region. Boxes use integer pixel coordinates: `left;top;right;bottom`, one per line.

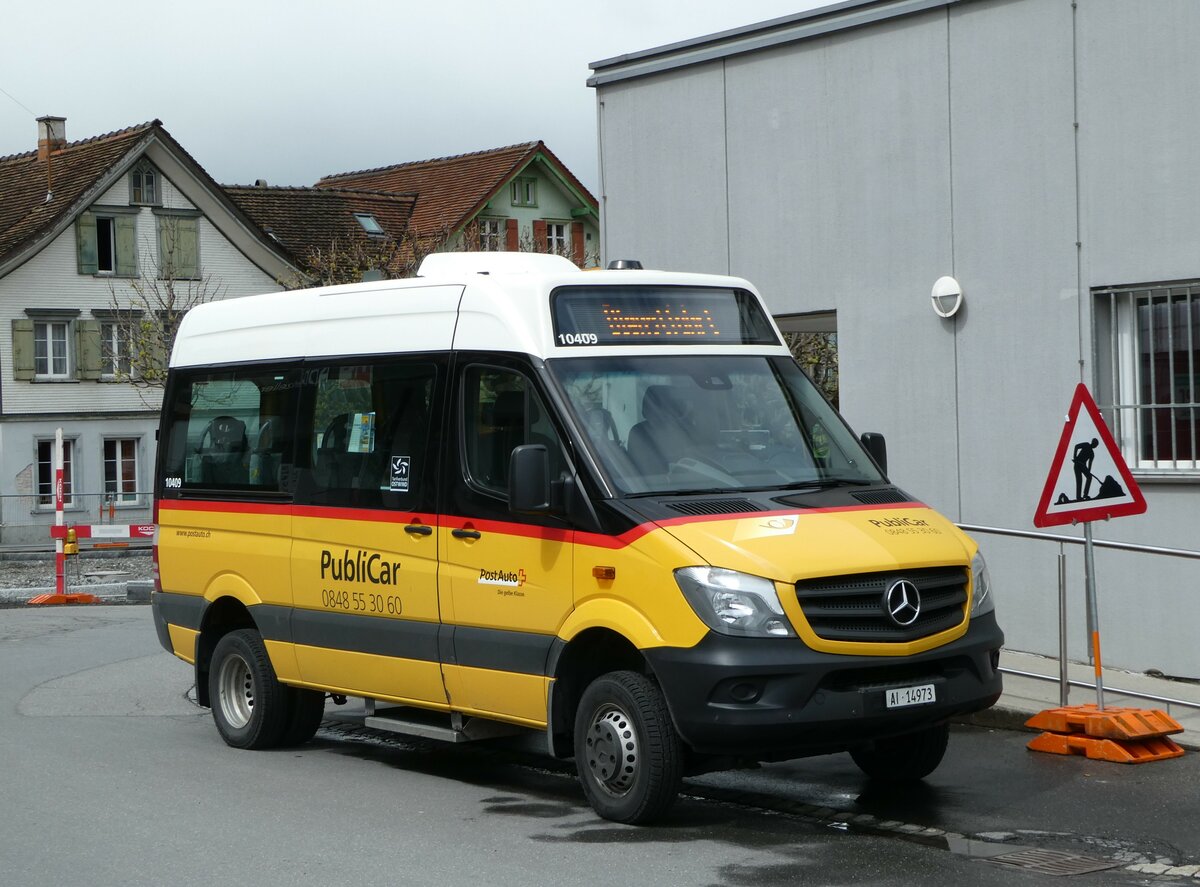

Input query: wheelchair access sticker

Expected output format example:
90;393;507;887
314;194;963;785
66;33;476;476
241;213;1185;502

390;455;411;492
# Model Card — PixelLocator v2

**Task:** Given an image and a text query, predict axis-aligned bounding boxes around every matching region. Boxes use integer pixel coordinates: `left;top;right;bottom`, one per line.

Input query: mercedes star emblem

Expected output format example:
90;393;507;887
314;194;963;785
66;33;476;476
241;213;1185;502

884;579;922;627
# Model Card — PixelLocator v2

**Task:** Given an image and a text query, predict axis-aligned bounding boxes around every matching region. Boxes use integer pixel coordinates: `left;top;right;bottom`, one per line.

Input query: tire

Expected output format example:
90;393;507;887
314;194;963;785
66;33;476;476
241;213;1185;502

279;687;326;747
208;629;290;750
850;723;950;782
574;671;684;824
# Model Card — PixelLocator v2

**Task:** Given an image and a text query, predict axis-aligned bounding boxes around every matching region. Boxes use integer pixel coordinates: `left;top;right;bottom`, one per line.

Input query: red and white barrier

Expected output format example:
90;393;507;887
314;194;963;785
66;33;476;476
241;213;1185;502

27;429;155;606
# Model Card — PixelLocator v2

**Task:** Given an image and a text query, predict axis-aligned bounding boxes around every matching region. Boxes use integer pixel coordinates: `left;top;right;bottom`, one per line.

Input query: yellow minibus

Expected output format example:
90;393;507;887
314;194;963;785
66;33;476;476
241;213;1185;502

152;252;1001;823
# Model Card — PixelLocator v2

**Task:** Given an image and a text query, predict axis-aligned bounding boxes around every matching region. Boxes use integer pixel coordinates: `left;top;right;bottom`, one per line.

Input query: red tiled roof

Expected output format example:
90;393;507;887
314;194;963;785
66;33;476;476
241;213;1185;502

316;141;597;237
224;185;417;274
0;121;158;266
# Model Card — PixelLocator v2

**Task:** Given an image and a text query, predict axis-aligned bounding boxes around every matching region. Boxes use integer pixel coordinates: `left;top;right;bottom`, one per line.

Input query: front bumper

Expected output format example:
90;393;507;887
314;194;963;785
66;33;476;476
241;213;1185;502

645;612;1004;757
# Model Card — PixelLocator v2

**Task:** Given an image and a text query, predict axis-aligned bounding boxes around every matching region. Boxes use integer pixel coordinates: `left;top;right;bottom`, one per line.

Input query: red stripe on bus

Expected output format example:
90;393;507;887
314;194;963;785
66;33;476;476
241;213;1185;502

157;499;928;550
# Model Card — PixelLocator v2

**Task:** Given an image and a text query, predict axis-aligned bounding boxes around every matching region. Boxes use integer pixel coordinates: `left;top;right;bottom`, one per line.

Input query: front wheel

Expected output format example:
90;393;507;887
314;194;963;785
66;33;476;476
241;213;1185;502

849;723;950;782
574;671;684;824
208;629;290;749
280;687;326;747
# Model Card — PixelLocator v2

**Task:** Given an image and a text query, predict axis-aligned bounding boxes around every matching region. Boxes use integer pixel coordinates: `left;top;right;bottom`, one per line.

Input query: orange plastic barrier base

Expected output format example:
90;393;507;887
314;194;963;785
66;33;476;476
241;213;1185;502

1027;730;1185;763
26;592;102;606
1026;704;1183;740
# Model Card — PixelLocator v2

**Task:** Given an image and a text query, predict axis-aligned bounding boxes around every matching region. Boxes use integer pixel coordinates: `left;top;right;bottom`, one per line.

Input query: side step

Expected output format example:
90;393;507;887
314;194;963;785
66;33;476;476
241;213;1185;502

331;699;524;744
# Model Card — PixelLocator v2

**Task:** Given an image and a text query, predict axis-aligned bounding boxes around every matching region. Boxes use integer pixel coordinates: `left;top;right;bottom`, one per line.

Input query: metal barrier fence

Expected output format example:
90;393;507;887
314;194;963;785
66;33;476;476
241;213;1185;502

0;491;153;550
960;523;1200;715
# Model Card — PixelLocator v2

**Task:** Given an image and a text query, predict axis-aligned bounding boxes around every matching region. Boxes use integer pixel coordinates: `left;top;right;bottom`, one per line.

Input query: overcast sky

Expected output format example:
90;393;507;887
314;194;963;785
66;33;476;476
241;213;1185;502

0;1;826;194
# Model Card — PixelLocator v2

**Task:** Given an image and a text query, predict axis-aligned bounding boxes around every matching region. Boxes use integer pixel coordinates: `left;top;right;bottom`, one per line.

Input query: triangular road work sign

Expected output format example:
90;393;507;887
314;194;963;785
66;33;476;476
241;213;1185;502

1034;384;1146;528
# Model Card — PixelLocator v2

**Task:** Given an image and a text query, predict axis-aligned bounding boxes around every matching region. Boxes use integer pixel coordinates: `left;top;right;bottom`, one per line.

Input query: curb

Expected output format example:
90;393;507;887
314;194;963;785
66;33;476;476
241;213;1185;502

0;580;151;604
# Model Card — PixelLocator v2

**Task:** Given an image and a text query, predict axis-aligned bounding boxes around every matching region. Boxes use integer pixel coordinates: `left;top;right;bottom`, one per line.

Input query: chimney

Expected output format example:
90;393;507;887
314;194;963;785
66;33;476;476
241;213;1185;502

37;116;67;161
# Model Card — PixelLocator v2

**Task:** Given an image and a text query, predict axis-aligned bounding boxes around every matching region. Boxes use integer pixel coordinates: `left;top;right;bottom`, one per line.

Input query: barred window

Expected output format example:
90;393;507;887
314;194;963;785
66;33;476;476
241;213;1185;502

1096;281;1200;471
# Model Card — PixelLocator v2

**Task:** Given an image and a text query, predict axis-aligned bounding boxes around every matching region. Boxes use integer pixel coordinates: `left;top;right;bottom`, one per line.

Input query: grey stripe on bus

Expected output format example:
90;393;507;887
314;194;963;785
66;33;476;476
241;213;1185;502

157;591;555;676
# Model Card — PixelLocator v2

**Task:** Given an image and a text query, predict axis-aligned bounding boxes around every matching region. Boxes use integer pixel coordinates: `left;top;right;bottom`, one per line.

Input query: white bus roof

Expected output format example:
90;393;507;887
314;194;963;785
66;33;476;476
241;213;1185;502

169;252;790;368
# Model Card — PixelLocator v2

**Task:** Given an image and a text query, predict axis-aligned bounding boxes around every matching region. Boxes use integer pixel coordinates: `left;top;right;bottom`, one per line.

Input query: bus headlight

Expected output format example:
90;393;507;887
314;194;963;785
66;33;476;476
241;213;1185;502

675;567;796;637
970;552;995;617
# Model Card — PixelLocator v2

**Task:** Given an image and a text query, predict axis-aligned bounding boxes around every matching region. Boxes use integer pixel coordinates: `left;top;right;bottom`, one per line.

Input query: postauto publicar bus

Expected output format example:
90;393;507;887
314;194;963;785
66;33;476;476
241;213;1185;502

151;252;1002;824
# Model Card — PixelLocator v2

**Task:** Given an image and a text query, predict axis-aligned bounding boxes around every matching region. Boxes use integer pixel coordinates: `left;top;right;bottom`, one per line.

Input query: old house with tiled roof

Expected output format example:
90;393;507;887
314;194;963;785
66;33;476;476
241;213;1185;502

317;141;599;267
225;185;418;282
0;117;300;545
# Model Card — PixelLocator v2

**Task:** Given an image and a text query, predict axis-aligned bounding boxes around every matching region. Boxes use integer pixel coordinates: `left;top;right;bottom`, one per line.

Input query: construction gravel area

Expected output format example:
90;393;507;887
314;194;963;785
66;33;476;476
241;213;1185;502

0;550;153;594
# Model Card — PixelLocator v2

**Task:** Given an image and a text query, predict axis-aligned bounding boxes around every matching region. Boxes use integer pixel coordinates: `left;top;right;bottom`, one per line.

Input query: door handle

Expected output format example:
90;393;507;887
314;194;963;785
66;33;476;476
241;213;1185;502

451;527;482;540
404;524;433;536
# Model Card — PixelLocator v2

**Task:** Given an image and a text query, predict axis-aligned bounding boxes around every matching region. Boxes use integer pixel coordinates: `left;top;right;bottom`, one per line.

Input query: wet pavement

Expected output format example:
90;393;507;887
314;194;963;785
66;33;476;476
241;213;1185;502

3;604;1197;886
317;715;1200;881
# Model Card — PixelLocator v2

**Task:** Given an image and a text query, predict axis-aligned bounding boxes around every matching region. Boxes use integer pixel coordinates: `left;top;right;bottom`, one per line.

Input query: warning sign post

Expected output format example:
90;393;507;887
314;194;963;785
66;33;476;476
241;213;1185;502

1027;386;1181;762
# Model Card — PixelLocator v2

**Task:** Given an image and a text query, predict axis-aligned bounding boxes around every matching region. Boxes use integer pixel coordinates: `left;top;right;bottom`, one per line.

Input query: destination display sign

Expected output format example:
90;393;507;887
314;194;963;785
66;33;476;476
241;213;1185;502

551;287;780;347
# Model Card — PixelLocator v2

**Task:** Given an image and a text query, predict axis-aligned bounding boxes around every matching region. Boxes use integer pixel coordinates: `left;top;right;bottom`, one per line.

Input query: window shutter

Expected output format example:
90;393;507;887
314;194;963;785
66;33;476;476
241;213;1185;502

505;218;519;252
76;213;98;275
115;215;138;277
76;320;102;380
12;319;35;380
177;217;199;279
532;220;547;252
571;223;585;267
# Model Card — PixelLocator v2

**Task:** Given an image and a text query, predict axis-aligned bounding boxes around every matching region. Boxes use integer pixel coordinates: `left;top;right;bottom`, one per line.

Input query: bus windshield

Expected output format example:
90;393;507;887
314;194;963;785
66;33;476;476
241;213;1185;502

548;355;884;495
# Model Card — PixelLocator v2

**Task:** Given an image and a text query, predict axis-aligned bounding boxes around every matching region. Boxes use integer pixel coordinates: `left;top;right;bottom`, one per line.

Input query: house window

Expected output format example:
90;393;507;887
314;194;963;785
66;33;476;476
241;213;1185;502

1097;281;1200;471
354;213;385;236
511;177;537;207
34;321;71;378
104;439;139;503
76;209;137;276
130;162;158;205
36;438;75;507
100;322;131;378
478;218;503;251
96;217;116;272
546;222;569;256
155;213;200;279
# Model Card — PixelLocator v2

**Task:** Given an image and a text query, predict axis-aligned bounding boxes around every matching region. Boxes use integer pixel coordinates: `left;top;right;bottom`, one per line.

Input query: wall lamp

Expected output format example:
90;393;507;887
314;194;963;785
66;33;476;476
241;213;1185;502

931;276;964;318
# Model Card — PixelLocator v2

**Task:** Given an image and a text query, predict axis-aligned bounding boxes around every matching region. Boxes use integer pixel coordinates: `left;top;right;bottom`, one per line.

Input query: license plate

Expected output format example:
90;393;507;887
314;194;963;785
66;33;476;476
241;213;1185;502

886;684;936;709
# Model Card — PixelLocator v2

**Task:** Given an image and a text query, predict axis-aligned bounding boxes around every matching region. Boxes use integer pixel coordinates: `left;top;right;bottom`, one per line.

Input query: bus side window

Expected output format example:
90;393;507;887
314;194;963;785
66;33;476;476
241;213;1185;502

297;360;437;510
161;368;301;495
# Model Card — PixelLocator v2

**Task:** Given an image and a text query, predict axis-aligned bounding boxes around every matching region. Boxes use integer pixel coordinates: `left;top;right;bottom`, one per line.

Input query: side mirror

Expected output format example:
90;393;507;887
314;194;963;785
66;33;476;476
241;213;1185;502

509;444;552;514
860;432;887;476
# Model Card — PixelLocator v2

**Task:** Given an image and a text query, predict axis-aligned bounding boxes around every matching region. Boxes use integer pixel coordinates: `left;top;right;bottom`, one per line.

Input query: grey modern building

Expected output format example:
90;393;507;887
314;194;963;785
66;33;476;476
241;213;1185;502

589;0;1199;677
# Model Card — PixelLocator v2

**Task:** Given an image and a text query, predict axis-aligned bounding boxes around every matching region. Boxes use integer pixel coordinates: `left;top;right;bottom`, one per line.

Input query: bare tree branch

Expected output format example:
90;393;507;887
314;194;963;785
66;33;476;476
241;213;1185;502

784;331;840;406
105;217;227;389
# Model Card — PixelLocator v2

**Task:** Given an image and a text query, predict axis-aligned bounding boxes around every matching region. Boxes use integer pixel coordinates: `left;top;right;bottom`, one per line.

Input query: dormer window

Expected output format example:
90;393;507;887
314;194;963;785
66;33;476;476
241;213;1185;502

130;161;159;205
354;213;384;236
511;177;537;207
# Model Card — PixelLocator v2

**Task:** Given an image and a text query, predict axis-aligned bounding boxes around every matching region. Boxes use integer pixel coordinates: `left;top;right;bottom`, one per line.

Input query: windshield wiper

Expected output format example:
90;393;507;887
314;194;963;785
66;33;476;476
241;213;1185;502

777;477;877;490
625;487;744;498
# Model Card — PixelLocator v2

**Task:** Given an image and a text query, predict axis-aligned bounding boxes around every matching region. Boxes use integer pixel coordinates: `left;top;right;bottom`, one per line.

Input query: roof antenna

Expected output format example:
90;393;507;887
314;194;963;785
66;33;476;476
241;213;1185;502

44;139;53;202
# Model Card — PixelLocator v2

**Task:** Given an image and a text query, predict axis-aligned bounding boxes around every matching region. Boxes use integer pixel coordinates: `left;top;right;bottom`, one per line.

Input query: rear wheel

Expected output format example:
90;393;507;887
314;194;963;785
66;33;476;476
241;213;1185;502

209;629;289;749
850;723;950;781
574;671;683;824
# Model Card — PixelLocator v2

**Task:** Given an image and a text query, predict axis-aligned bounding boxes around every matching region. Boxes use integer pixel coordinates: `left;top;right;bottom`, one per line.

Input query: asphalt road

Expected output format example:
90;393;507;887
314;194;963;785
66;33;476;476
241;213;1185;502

1;605;1196;887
